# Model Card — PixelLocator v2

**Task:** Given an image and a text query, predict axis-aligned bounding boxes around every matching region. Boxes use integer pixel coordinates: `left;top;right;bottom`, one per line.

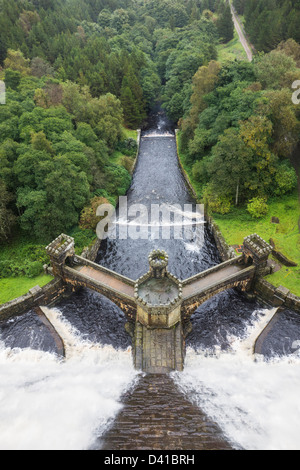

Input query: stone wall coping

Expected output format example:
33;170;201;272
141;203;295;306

182;256;244;286
182;265;255;303
63;265;136;302
0;278;64;320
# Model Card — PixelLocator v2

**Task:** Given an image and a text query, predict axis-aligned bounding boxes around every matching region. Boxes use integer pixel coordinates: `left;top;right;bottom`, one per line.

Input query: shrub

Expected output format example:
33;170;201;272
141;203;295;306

116;138;137;156
24;261;43;278
79;196;110;231
203;186;232;214
120;155;134;172
247;197;269;218
0;260;43;278
209;196;232;215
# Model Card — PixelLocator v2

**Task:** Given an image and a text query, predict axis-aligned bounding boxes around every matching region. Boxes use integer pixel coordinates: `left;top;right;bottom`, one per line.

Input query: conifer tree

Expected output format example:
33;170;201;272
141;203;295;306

217;2;234;43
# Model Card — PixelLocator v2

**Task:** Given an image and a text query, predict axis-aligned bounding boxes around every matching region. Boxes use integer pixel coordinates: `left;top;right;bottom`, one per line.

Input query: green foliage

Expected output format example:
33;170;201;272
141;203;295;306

247;197;269;218
216;2;234;43
274;162;298;196
157;19;218;122
116;138;137;157
179;51;300;205
0;179;16;241
204;186;232;214
0;259;43;278
0;69;130;240
235;0;300;51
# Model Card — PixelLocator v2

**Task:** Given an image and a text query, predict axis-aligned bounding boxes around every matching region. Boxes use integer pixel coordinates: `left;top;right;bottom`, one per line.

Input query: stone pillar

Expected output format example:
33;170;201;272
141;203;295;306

134;249;183;329
243;234;272;276
46;234;75;278
133;249;185;373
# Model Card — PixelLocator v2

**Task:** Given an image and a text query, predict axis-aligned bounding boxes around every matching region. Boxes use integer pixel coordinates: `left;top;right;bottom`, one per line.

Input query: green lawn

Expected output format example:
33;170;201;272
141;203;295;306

217;28;248;63
123;128;138;140
0;274;53;305
213;195;300;296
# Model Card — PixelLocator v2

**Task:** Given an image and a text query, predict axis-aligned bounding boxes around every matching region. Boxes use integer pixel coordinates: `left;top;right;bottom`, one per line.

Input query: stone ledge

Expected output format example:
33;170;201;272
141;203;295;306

254;278;300;313
0;278;66;321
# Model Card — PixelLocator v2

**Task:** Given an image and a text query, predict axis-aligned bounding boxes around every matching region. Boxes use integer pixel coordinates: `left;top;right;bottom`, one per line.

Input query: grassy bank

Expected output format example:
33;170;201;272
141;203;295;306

110;128;138;167
213;196;300;296
217;29;248;63
176;131;300;296
0;226;98;305
0;275;52;305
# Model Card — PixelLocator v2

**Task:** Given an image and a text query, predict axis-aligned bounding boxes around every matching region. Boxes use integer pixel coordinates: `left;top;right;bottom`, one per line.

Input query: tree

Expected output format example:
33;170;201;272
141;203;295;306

31;57;55;78
120;66;146;128
239;115;278;195
31;131;54;155
208;127;254;205
186;60;221;132
216;3;234;43
0;179;16;241
4;49;31;75
79;196;110;231
93;93;124;149
34;82;63;108
18;10;40;35
258;89;300;158
16;155;90;239
254;51;296;89
4;69;21;90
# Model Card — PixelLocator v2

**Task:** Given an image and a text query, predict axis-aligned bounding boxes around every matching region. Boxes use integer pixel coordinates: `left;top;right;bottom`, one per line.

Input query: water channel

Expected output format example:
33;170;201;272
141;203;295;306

1;110;300;450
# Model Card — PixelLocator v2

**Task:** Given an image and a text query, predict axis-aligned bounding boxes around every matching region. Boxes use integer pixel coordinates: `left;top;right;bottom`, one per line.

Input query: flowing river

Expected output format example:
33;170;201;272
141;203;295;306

1;110;300;450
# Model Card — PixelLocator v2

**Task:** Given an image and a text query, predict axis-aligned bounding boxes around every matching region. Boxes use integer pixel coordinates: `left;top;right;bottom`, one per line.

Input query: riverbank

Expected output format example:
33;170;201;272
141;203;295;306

175;130;300;301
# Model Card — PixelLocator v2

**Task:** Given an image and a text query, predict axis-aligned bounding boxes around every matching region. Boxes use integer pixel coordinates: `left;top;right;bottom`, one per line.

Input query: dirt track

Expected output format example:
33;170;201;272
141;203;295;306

230;3;253;62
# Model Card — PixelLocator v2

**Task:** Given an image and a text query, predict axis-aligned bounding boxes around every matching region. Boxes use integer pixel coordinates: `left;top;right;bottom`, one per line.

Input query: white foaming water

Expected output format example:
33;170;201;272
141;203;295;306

173;309;300;450
0;308;139;450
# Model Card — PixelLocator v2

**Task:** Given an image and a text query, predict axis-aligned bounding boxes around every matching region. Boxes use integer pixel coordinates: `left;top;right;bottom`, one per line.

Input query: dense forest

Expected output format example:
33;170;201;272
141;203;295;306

0;0;299;282
0;0;223;247
179;41;300;215
233;0;300;51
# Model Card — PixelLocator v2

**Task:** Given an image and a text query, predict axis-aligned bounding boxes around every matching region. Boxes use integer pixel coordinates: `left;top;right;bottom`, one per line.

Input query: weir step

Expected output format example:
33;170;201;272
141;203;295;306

97;375;233;450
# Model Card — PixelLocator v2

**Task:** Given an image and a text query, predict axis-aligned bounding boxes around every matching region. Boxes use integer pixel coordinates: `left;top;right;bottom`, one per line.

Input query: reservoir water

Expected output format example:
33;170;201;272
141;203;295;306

1;110;300;450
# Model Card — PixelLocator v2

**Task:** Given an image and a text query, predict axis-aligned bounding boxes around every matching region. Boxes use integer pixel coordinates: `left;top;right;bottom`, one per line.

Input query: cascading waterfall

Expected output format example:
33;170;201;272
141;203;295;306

0;308;139;450
173;312;300;450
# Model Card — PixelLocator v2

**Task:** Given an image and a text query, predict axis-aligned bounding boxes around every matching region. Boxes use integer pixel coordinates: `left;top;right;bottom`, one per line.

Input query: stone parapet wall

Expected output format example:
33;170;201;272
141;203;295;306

0;278;66;321
74;255;135;286
254;278;300;313
182;256;244;286
174;129;199;200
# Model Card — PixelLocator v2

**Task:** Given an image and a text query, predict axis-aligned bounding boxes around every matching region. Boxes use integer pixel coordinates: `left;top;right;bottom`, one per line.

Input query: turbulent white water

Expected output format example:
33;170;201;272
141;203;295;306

2;306;300;450
0;309;139;450
173;310;300;450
